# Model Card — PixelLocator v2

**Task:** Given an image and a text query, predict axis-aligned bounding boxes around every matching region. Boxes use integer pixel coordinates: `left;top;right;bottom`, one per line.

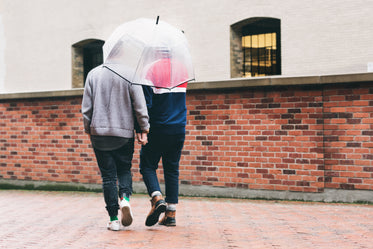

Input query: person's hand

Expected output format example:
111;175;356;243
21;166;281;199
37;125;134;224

136;132;148;145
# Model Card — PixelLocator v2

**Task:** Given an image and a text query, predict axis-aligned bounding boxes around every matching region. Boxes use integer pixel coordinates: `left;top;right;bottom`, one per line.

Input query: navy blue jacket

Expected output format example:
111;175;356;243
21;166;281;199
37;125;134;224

142;84;187;135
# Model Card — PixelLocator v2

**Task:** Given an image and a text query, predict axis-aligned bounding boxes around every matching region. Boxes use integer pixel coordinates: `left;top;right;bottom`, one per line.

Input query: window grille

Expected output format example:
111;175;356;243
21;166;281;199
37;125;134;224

241;18;281;77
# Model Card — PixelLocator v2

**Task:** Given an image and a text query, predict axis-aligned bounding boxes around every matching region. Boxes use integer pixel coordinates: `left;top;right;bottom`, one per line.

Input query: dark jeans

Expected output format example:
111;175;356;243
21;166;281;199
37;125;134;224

93;138;134;217
140;133;185;204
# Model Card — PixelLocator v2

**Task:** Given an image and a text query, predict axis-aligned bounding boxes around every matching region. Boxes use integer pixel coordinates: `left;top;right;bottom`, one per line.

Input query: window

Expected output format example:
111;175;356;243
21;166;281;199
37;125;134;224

231;17;281;78
72;39;104;88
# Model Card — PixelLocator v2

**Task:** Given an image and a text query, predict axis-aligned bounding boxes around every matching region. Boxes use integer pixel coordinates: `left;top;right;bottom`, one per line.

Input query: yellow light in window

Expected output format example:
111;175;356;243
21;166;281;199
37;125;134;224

252;35;258;48
265;33;272;47
242;36;252;48
258;34;265;48
272;33;276;49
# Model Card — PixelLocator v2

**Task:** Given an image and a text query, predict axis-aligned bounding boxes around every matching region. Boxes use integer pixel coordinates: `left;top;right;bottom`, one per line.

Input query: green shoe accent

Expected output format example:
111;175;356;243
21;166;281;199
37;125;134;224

110;216;118;222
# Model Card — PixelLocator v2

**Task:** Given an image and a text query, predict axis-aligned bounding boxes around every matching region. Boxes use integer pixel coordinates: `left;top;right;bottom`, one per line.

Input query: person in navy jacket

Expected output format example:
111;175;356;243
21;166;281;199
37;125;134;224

140;51;188;227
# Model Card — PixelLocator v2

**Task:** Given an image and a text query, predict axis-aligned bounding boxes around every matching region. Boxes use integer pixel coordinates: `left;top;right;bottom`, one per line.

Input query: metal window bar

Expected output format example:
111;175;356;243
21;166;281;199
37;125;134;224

242;32;277;77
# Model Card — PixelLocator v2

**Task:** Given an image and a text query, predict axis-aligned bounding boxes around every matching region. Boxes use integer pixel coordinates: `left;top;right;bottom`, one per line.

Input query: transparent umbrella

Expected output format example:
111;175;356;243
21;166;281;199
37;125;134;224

103;17;194;89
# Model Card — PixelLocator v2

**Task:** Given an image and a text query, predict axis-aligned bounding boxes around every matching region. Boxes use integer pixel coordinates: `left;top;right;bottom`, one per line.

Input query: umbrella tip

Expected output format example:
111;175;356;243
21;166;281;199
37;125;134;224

156;16;159;25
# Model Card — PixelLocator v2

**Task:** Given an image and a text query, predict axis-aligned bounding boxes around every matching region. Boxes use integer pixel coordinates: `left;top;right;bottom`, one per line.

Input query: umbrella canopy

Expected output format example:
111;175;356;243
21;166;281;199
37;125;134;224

103;17;194;89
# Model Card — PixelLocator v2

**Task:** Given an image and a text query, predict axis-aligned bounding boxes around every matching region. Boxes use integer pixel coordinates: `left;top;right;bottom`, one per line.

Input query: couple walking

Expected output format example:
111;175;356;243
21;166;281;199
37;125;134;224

81;63;187;231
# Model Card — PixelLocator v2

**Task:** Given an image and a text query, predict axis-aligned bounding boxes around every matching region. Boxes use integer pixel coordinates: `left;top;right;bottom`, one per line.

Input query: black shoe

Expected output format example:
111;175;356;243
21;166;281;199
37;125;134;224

145;195;166;226
159;210;176;226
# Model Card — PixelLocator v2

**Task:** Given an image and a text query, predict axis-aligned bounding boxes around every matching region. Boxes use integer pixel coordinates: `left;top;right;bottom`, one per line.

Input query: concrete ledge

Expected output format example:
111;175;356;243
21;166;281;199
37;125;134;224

0;88;84;100
1;72;373;100
187;72;373;91
319;72;373;84
179;184;373;204
1;179;371;203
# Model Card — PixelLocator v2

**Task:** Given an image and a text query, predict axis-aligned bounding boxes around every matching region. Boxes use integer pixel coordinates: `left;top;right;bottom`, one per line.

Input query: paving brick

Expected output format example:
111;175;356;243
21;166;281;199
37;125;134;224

0;190;372;248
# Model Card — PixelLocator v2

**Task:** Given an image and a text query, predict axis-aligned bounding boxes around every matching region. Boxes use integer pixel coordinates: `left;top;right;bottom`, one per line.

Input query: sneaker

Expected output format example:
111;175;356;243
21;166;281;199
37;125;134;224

145;195;166;226
120;199;133;226
107;220;120;231
159;210;176;226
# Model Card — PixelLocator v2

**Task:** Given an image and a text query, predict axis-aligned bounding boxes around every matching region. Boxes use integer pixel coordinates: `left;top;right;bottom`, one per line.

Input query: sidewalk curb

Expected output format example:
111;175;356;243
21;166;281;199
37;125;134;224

0;179;372;204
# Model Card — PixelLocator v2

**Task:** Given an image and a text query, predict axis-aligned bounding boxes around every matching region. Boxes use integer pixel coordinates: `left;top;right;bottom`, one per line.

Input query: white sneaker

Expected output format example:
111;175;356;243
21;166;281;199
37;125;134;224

120;199;133;226
107;220;120;231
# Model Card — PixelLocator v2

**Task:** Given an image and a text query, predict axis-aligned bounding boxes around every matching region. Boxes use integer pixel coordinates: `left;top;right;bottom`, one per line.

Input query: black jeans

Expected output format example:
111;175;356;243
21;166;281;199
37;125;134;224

140;133;185;204
93;138;134;217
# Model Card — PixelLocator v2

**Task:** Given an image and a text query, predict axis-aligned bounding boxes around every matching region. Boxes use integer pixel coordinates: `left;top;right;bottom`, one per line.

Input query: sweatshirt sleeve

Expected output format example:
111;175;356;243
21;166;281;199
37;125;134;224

81;77;93;134
130;84;150;133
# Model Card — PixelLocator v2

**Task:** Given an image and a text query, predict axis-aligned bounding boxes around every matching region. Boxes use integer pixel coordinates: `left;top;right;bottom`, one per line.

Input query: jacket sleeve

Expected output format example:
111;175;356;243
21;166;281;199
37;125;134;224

130;84;150;133
81;78;93;134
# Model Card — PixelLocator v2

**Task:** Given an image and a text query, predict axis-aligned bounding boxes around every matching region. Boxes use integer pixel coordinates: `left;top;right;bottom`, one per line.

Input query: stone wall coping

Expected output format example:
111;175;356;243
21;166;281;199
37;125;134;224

0;89;84;100
1;72;373;100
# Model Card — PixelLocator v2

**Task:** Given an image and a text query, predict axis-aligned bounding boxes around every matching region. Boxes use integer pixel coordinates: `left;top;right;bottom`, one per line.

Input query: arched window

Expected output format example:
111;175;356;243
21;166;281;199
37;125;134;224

231;17;281;78
72;39;104;88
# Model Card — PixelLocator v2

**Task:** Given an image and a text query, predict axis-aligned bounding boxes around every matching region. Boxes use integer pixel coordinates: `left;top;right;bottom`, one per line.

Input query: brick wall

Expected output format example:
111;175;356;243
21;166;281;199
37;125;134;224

185;85;325;193
0;80;372;194
323;85;373;190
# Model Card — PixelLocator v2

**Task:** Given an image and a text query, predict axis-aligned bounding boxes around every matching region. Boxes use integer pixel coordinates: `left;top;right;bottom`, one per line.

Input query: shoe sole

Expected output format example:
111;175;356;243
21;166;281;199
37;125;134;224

159;222;176;227
121;206;133;226
159;217;176;226
107;226;120;231
145;202;166;226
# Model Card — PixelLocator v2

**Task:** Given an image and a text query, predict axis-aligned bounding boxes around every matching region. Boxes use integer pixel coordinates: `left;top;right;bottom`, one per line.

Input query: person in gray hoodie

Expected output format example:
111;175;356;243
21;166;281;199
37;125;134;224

82;65;150;231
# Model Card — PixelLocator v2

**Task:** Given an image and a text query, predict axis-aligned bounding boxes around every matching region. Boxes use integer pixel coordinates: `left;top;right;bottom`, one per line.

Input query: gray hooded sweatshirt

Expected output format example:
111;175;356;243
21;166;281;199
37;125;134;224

82;65;149;138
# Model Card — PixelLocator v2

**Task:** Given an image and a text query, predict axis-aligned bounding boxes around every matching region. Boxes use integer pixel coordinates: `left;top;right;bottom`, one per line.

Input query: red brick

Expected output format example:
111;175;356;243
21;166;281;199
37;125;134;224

2;84;373;193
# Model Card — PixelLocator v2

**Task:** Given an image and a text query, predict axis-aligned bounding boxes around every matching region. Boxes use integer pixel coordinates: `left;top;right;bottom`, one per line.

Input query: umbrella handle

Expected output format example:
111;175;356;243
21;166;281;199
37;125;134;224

156;16;159;25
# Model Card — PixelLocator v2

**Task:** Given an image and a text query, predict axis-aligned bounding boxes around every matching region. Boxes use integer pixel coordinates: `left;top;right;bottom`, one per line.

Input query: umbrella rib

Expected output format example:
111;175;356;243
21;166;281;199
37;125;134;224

103;64;195;89
102;65;131;83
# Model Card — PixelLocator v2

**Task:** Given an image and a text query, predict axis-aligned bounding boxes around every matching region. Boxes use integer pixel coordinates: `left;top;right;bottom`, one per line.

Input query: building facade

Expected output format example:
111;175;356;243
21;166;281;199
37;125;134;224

1;0;373;92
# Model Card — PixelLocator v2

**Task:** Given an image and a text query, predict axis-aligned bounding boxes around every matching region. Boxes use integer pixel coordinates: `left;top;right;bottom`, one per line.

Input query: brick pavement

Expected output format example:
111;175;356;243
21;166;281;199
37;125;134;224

0;190;372;249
